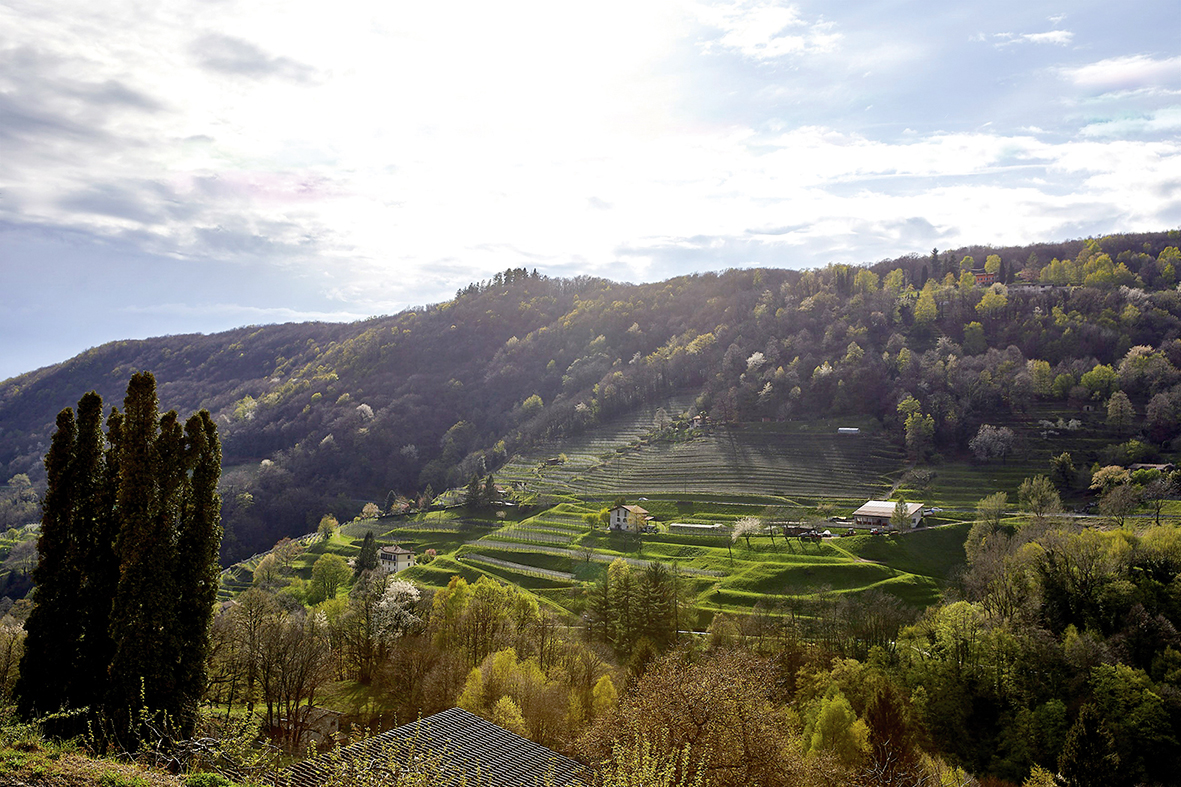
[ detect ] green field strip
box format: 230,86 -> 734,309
722,560 -> 899,595
465,539 -> 723,576
459,553 -> 576,582
839,523 -> 971,580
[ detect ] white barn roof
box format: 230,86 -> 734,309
854,500 -> 924,518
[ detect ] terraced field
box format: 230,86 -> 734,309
499,403 -> 904,505
571,427 -> 902,500
495,395 -> 698,493
219,402 -> 972,622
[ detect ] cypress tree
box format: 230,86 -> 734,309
355,530 -> 379,576
16,373 -> 223,748
106,373 -> 180,742
16,408 -> 81,718
173,411 -> 222,736
73,392 -> 118,712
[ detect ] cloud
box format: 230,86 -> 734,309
1079,107 -> 1181,137
696,1 -> 840,60
2,0 -> 1181,378
191,34 -> 314,81
59,184 -> 167,225
1060,55 -> 1181,93
990,30 -> 1073,47
1021,30 -> 1073,45
118,302 -> 368,323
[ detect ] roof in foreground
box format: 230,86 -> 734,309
283,707 -> 588,787
854,500 -> 924,518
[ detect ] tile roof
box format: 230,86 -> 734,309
282,707 -> 588,787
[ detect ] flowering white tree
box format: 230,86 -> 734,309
732,516 -> 763,548
374,579 -> 422,645
969,424 -> 1016,462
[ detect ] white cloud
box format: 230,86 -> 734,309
3,0 -> 1181,376
1061,55 -> 1181,93
1021,30 -> 1073,45
990,30 -> 1073,47
696,1 -> 840,60
1079,107 -> 1181,137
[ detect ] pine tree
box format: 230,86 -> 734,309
16,408 -> 81,719
465,473 -> 484,507
1059,704 -> 1119,787
638,561 -> 674,649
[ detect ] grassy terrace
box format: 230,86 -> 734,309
222,401 -> 1169,622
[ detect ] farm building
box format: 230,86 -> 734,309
853,500 -> 924,529
379,544 -> 416,573
284,707 -> 587,787
971,268 -> 998,286
837,427 -> 860,435
609,504 -> 651,532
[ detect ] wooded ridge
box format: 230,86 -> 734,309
2,231 -> 1181,563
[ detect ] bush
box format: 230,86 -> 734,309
185,774 -> 237,787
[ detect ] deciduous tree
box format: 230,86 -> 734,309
310,553 -> 350,603
1018,475 -> 1062,522
1106,391 -> 1136,434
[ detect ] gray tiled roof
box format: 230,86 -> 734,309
282,707 -> 588,787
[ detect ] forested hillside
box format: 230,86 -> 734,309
3,231 -> 1181,561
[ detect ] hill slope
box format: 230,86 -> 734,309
3,232 -> 1181,561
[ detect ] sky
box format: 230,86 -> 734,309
2,0 -> 1180,380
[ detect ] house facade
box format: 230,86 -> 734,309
609,504 -> 650,532
852,500 -> 924,529
972,268 -> 998,286
380,544 -> 416,573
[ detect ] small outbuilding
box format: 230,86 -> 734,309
1129,463 -> 1176,473
853,500 -> 924,529
284,707 -> 587,787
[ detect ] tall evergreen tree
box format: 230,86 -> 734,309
355,531 -> 379,576
16,374 -> 222,748
16,408 -> 81,718
465,473 -> 484,507
106,374 -> 182,741
73,392 -> 117,712
638,561 -> 674,649
1059,704 -> 1120,787
173,411 -> 222,736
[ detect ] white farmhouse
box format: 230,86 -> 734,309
608,504 -> 650,532
379,544 -> 416,573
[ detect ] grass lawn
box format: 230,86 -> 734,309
840,523 -> 973,581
